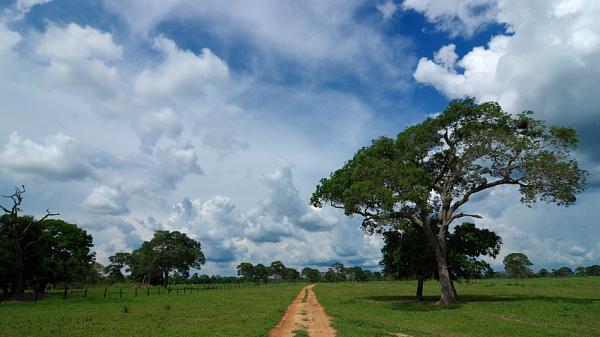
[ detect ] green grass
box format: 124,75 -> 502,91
0,284 -> 304,337
314,277 -> 600,337
293,329 -> 309,337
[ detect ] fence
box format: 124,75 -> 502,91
43,282 -> 304,300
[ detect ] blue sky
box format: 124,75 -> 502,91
0,0 -> 599,275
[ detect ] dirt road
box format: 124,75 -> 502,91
268,284 -> 336,337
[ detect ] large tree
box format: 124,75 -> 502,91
312,99 -> 587,303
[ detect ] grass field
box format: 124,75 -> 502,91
0,284 -> 304,337
315,277 -> 600,337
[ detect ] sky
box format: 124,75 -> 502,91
0,0 -> 599,275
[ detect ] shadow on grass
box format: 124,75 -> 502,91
362,294 -> 600,311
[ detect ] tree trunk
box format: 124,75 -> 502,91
416,277 -> 424,301
421,215 -> 457,304
163,271 -> 169,288
433,241 -> 457,304
13,239 -> 25,296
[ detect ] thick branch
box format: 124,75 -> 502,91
451,178 -> 519,213
450,212 -> 483,222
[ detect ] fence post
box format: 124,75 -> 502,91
83,288 -> 88,298
177,285 -> 179,293
168,287 -> 171,294
104,287 -> 107,298
120,288 -> 123,299
147,287 -> 150,296
63,286 -> 68,299
158,287 -> 161,295
183,287 -> 186,294
135,287 -> 137,297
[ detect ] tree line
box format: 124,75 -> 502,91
502,252 -> 600,278
236,261 -> 383,283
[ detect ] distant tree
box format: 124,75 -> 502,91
301,267 -> 321,282
537,268 -> 550,277
126,231 -> 204,287
345,266 -> 368,282
372,271 -> 383,281
312,99 -> 587,303
269,261 -> 286,279
585,265 -> 600,276
0,186 -> 59,296
323,269 -> 337,282
237,263 -> 254,282
553,266 -> 574,277
575,266 -> 586,276
106,252 -> 131,282
503,253 -> 534,278
253,264 -> 269,283
325,262 -> 347,282
284,268 -> 300,281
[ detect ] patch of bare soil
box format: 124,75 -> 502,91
268,284 -> 336,337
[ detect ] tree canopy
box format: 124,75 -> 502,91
312,99 -> 587,303
118,230 -> 205,287
503,252 -> 534,278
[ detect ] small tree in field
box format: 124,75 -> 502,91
503,252 -> 533,278
312,99 -> 587,304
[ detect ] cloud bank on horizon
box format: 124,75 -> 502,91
0,0 -> 598,275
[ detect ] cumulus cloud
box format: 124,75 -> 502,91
82,185 -> 129,216
401,0 -> 498,36
134,36 -> 229,104
135,107 -> 183,151
0,132 -> 97,181
414,0 -> 600,180
36,22 -> 123,100
150,142 -> 204,190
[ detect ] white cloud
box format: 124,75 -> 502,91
377,1 -> 398,20
134,36 -> 229,103
413,0 -> 600,164
36,23 -> 124,100
83,185 -> 129,216
0,23 -> 21,55
401,0 -> 498,36
135,107 -> 183,151
0,132 -> 95,181
150,142 -> 204,190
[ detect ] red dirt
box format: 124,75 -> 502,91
268,284 -> 336,337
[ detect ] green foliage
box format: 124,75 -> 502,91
312,99 -> 587,301
117,230 -> 205,286
0,215 -> 94,294
301,267 -> 321,282
381,222 -> 501,281
503,253 -> 534,278
312,98 -> 587,232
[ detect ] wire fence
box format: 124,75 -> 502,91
43,282 -> 306,300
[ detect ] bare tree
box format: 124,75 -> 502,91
1,185 -> 58,296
